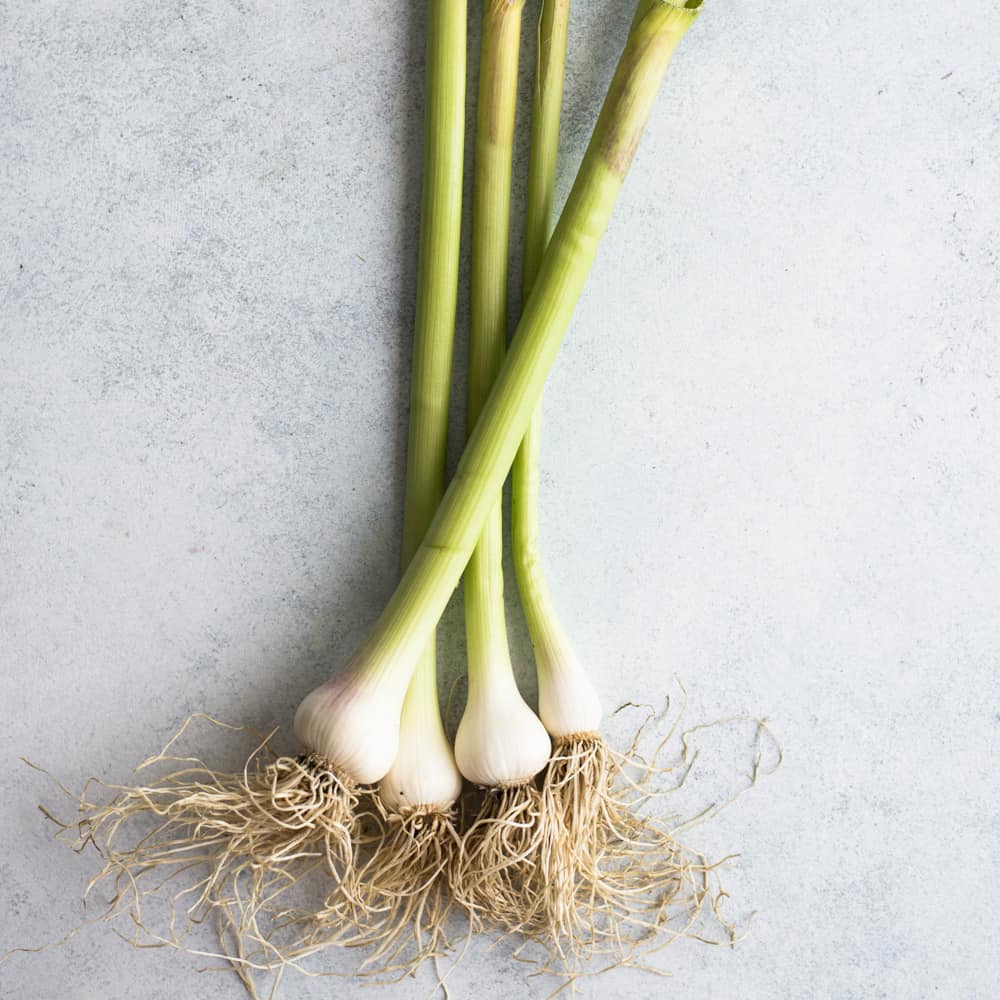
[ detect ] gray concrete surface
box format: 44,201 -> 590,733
3,1 -> 999,998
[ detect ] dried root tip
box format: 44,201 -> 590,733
452,782 -> 550,937
313,798 -> 463,980
45,722 -> 364,977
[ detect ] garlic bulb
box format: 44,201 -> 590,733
379,668 -> 463,813
455,662 -> 551,787
536,650 -> 603,738
294,670 -> 408,785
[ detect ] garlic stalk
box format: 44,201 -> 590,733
449,0 -> 554,931
514,0 -> 721,973
453,0 -> 551,793
377,0 -> 466,816
513,0 -> 603,742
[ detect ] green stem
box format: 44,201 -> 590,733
512,0 -> 576,681
521,0 -> 569,295
402,0 -> 468,567
465,0 -> 525,681
347,1 -> 702,700
396,0 -> 467,758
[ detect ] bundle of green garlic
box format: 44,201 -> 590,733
27,1 -> 777,994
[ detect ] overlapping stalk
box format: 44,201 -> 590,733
295,2 -> 705,743
454,0 -> 542,794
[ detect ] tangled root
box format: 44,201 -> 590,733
448,741 -> 714,965
24,706 -> 777,994
40,717 -> 362,987
451,783 -> 548,936
311,799 -> 463,980
534,733 -> 720,975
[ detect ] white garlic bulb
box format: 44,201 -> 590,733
536,649 -> 603,738
293,670 -> 407,785
379,666 -> 463,812
455,661 -> 551,787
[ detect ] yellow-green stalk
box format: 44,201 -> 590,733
453,0 -> 550,793
378,0 -> 466,837
449,0 -> 552,928
512,0 -> 602,743
514,0 -> 722,973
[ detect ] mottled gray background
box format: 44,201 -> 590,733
2,1 -> 999,998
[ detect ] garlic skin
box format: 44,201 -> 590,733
536,650 -> 603,738
379,665 -> 463,813
455,663 -> 551,787
294,670 -> 408,785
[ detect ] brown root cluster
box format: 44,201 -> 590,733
443,735 -> 720,983
534,733 -> 720,976
449,709 -> 780,984
452,783 -> 547,934
36,717 -> 362,993
310,797 -> 463,981
24,709 -> 777,997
